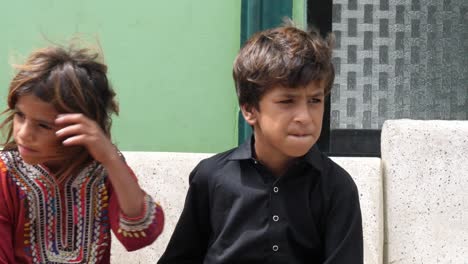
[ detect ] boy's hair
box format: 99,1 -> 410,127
233,21 -> 335,109
1,45 -> 118,149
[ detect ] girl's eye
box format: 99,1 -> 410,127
39,123 -> 52,130
309,98 -> 322,104
14,111 -> 25,119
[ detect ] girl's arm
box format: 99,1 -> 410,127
55,114 -> 164,249
56,113 -> 159,217
0,166 -> 16,264
100,151 -> 147,217
106,164 -> 164,251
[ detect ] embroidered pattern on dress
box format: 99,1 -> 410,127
1,151 -> 110,264
117,194 -> 158,238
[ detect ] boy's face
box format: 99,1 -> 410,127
242,80 -> 325,165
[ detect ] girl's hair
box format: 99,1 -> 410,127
0,45 -> 119,178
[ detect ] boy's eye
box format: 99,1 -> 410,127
309,98 -> 322,104
278,99 -> 293,104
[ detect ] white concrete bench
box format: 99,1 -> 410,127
381,120 -> 468,263
111,152 -> 212,263
111,153 -> 383,264
109,119 -> 468,263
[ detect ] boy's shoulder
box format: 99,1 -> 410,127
318,152 -> 360,198
193,146 -> 240,173
188,143 -> 248,185
304,147 -> 358,194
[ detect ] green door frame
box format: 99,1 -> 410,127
238,0 -> 293,145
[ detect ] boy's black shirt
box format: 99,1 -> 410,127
158,137 -> 363,264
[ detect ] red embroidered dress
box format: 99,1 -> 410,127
0,151 -> 164,263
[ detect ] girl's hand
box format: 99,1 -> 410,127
55,113 -> 119,166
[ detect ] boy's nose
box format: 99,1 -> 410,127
294,103 -> 312,123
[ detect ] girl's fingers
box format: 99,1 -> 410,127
55,113 -> 90,125
54,113 -> 110,156
61,134 -> 87,146
55,124 -> 85,138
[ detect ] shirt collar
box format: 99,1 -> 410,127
228,136 -> 324,172
228,136 -> 254,160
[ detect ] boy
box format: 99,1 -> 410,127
158,23 -> 363,263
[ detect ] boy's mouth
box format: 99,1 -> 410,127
288,133 -> 312,138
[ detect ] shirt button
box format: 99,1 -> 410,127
272,245 -> 279,251
273,186 -> 279,193
273,215 -> 279,222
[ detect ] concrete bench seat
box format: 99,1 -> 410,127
381,120 -> 468,264
111,153 -> 383,264
110,119 -> 468,264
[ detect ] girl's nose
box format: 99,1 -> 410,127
17,121 -> 34,141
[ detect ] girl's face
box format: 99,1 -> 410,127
13,94 -> 70,172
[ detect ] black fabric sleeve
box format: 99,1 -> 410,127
158,161 -> 211,264
323,166 -> 364,264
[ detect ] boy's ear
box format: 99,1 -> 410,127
240,104 -> 257,126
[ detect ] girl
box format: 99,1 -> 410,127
0,45 -> 164,263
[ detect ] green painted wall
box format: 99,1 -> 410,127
293,0 -> 306,29
0,0 -> 240,153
